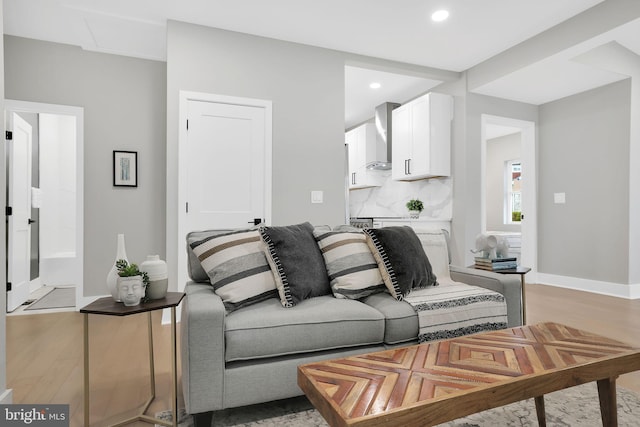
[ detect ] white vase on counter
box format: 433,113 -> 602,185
106,234 -> 128,302
140,255 -> 168,300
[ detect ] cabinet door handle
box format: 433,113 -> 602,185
404,159 -> 408,175
408,158 -> 411,174
352,172 -> 356,185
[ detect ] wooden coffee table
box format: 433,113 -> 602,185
298,322 -> 640,427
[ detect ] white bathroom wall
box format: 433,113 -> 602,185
39,113 -> 78,285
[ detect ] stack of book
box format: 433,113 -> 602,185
474,257 -> 518,271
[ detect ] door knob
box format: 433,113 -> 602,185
28,218 -> 36,224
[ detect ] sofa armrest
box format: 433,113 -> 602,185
449,265 -> 523,327
181,282 -> 226,414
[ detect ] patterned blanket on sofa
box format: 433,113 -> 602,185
403,279 -> 508,342
405,229 -> 508,342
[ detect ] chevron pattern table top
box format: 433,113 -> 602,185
298,322 -> 640,427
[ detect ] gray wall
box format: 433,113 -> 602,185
463,93 -> 538,266
1,0 -> 8,405
486,133 -> 521,232
4,35 -> 167,298
428,78 -> 467,265
166,22 -> 347,286
538,79 -> 631,283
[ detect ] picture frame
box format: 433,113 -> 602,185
113,150 -> 138,187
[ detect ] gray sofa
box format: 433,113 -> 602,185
180,227 -> 523,424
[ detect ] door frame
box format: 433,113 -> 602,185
481,114 -> 537,283
5,100 -> 84,310
176,91 -> 272,292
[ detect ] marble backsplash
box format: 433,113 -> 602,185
349,171 -> 453,220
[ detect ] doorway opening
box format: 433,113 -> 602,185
481,114 -> 537,281
5,100 -> 84,313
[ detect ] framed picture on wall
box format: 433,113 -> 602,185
113,150 -> 138,187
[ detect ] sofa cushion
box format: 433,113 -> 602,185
224,295 -> 385,362
189,229 -> 278,312
314,230 -> 385,300
260,222 -> 330,307
364,226 -> 438,300
403,279 -> 508,342
186,229 -> 236,282
362,292 -> 419,345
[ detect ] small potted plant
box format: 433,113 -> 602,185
115,259 -> 150,306
406,198 -> 424,219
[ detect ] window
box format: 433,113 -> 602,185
506,160 -> 521,223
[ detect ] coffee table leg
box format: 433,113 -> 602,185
597,377 -> 618,427
534,395 -> 546,427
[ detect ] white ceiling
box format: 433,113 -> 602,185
344,66 -> 443,129
5,0 -> 640,128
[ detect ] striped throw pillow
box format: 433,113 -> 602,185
190,229 -> 277,312
314,230 -> 386,299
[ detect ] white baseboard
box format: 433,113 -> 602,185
537,273 -> 640,299
0,388 -> 13,404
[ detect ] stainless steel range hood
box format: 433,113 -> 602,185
366,102 -> 400,170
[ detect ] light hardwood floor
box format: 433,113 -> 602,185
6,283 -> 640,427
7,309 -> 180,427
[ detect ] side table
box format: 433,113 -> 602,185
468,265 -> 531,324
80,292 -> 185,426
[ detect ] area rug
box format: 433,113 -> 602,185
24,287 -> 75,310
156,383 -> 640,426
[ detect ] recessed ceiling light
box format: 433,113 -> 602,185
369,82 -> 381,89
431,9 -> 449,22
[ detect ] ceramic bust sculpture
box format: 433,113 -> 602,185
117,276 -> 144,306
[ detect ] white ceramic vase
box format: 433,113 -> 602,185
106,234 -> 128,301
117,275 -> 144,306
140,255 -> 168,300
408,210 -> 421,219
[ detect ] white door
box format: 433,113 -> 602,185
519,123 -> 537,280
7,113 -> 33,312
186,99 -> 268,229
178,93 -> 272,292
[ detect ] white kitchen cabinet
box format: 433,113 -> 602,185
346,122 -> 384,189
392,92 -> 453,181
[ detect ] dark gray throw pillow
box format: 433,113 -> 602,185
363,226 -> 438,300
260,222 -> 331,307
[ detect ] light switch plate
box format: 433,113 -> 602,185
554,192 -> 566,204
311,190 -> 323,204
